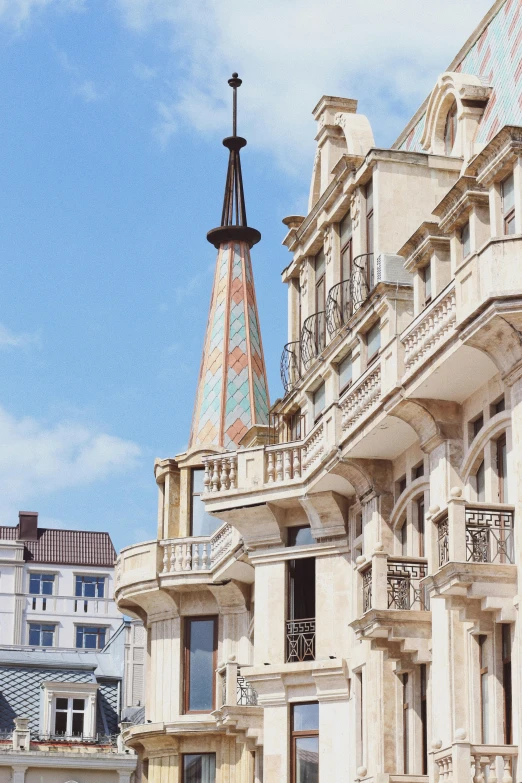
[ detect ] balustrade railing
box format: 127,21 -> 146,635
465,506 -> 514,564
434,744 -> 516,783
280,340 -> 302,395
286,618 -> 316,662
340,363 -> 381,432
160,523 -> 234,575
301,311 -> 326,370
266,443 -> 302,482
401,284 -> 456,374
387,558 -> 429,610
204,454 -> 237,492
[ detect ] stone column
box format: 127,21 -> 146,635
253,562 -> 286,666
118,772 -> 132,783
263,704 -> 289,782
11,767 -> 27,783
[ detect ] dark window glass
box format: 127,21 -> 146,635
479,635 -> 489,743
182,754 -> 216,783
75,575 -> 105,598
292,703 -> 319,783
367,321 -> 380,361
502,625 -> 512,744
402,673 -> 409,773
76,626 -> 106,649
72,700 -> 85,737
413,462 -> 424,480
461,221 -> 471,258
497,434 -> 508,503
29,623 -> 55,646
366,181 -> 374,288
288,527 -> 314,547
493,396 -> 506,415
476,460 -> 485,502
289,558 -> 315,622
185,617 -> 217,713
420,665 -> 428,774
56,698 -> 68,710
341,213 -> 353,284
355,513 -> 363,539
444,102 -> 458,155
401,522 -> 408,557
472,414 -> 484,439
417,496 -> 425,558
191,468 -> 220,537
54,709 -> 67,735
396,476 -> 407,501
29,573 -> 55,596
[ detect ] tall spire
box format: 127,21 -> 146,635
189,74 -> 270,451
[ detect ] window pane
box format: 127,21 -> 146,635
84,580 -> 96,598
76,627 -> 83,647
340,213 -> 352,246
72,711 -> 84,736
28,625 -> 40,645
192,467 -> 206,494
367,322 -> 381,359
75,576 -> 82,597
313,384 -> 325,418
295,736 -> 319,783
29,575 -> 41,595
73,699 -> 85,711
42,576 -> 54,596
339,354 -> 352,389
54,711 -> 67,735
288,527 -> 314,547
366,180 -> 373,211
477,460 -> 485,502
462,222 -> 471,258
502,174 -> 515,214
315,248 -> 325,279
191,495 -> 221,537
424,262 -> 432,299
96,579 -> 104,598
183,754 -> 216,783
293,702 -> 319,732
187,619 -> 215,711
56,698 -> 68,710
498,438 -> 508,503
42,627 -> 54,646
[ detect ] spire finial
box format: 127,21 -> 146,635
206,73 -> 261,249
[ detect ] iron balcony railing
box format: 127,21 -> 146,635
325,253 -> 372,336
301,312 -> 326,370
280,340 -> 302,394
437,506 -> 515,567
362,558 -> 429,612
237,671 -> 258,706
286,617 -> 316,662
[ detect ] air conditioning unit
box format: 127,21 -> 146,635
375,254 -> 412,286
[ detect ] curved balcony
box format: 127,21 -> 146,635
280,340 -> 302,394
301,311 -> 326,369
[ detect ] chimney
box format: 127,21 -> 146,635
18,511 -> 38,541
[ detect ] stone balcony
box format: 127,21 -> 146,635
213,660 -> 263,749
425,495 -> 517,626
400,283 -> 456,377
433,741 -> 517,783
350,547 -> 432,669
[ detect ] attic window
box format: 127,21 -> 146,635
444,101 -> 458,155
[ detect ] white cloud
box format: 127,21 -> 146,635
0,322 -> 39,350
0,406 -> 141,508
74,79 -> 101,103
114,0 -> 494,173
0,0 -> 82,27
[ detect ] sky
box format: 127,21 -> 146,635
0,0 -> 494,552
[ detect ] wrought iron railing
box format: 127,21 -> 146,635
351,253 -> 373,309
286,618 -> 316,662
237,671 -> 258,706
437,516 -> 449,567
326,279 -> 352,336
465,507 -> 514,564
268,412 -> 306,445
280,341 -> 301,394
387,559 -> 429,610
300,312 -> 326,370
362,566 -> 372,612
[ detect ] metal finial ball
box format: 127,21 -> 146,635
232,72 -> 238,78
228,73 -> 242,89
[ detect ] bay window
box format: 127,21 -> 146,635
184,616 -> 217,713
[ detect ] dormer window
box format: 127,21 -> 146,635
461,221 -> 471,258
501,173 -> 515,235
444,101 -> 458,156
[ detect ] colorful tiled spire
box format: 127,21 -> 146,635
189,74 -> 270,450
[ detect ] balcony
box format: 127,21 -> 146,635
433,742 -> 517,783
25,595 -> 115,616
351,549 -> 431,668
301,311 -> 326,370
427,496 -> 516,624
286,617 -> 316,662
280,340 -> 302,394
400,283 -> 456,377
213,660 -> 263,748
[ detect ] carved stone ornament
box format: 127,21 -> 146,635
324,225 -> 333,265
351,192 -> 361,229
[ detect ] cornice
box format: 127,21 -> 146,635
432,176 -> 488,232
466,125 -> 522,186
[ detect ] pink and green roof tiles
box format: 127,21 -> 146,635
398,0 -> 522,152
189,241 -> 270,450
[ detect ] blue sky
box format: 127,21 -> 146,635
0,0 -> 493,552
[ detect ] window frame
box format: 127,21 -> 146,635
190,467 -> 219,537
478,634 -> 489,743
312,382 -> 326,422
461,220 -> 471,259
181,753 -> 217,783
501,173 -> 516,236
417,495 -> 426,558
338,352 -> 353,395
502,624 -> 512,745
28,572 -> 55,596
28,622 -> 56,647
75,624 -> 108,650
42,682 -> 97,741
74,574 -> 105,599
53,696 -> 86,738
290,702 -> 319,783
366,320 -> 381,364
183,615 -> 218,715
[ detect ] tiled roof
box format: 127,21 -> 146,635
0,526 -> 116,567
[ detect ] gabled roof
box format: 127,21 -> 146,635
0,525 -> 116,567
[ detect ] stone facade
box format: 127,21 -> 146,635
116,2 -> 522,782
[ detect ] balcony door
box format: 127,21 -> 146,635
287,557 -> 315,662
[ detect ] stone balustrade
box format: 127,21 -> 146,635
401,284 -> 456,374
434,743 -> 516,783
340,362 -> 381,432
204,454 -> 238,492
160,523 -> 235,575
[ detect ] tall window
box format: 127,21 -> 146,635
291,703 -> 319,783
366,180 -> 374,288
54,697 -> 85,737
444,101 -> 458,155
479,635 -> 489,743
75,575 -> 105,598
401,673 -> 409,773
502,625 -> 513,744
502,173 -> 515,235
182,754 -> 216,783
417,496 -> 425,558
461,221 -> 471,258
76,625 -> 107,650
476,460 -> 485,502
420,665 -> 428,774
340,212 -> 353,282
400,522 -> 408,557
191,468 -> 220,536
288,554 -> 316,662
423,262 -> 432,305
497,434 -> 508,503
367,321 -> 381,363
339,353 -> 352,392
29,573 -> 55,595
184,617 -> 217,713
29,623 -> 55,647
313,383 -> 325,420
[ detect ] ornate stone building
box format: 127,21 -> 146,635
116,1 -> 522,781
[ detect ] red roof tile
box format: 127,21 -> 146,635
0,526 -> 116,567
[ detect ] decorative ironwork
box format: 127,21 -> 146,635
237,672 -> 258,706
387,559 -> 429,611
351,253 -> 373,310
326,279 -> 352,336
437,516 -> 449,567
286,618 -> 316,662
362,566 -> 372,612
33,733 -> 116,745
300,312 -> 326,370
268,412 -> 306,445
280,341 -> 302,394
465,507 -> 514,564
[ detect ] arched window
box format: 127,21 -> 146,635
444,101 -> 458,156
